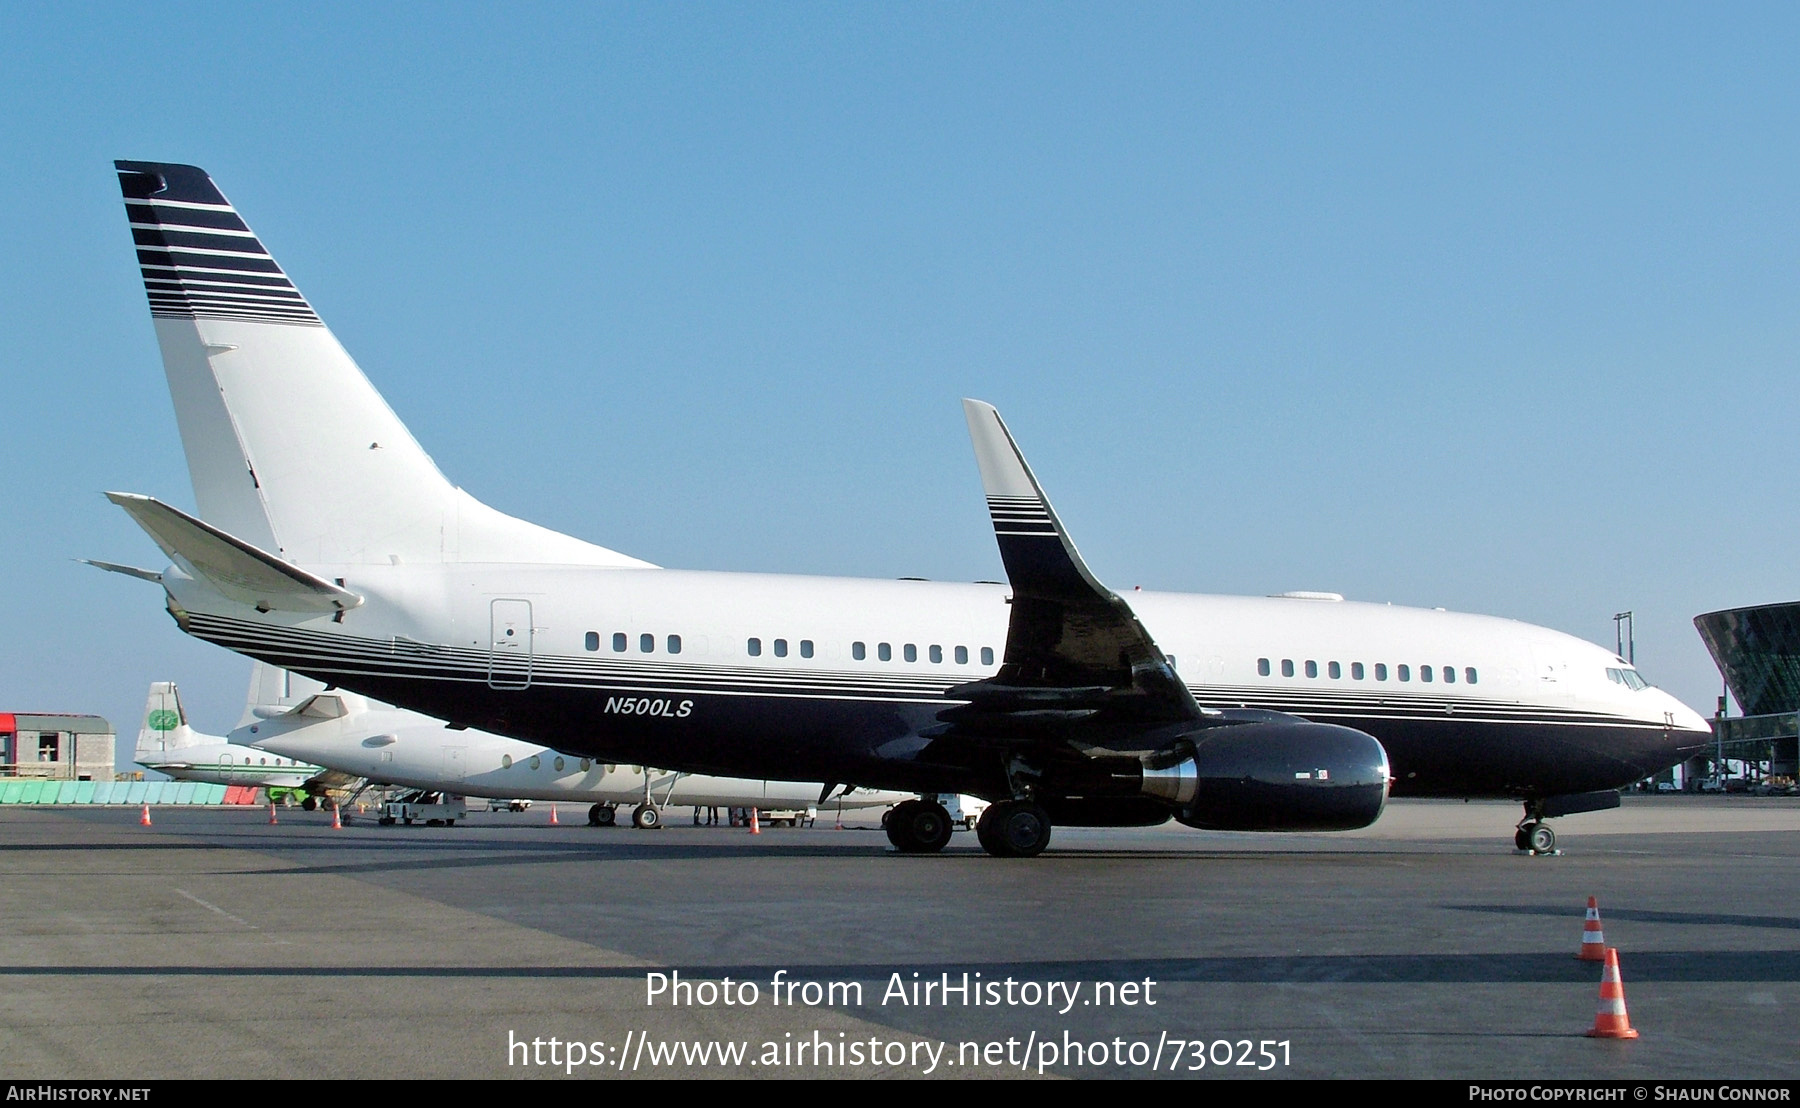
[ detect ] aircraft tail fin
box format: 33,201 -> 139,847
114,160 -> 654,570
135,682 -> 200,759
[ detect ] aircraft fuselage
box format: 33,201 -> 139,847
160,563 -> 1710,802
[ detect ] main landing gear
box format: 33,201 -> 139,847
976,800 -> 1053,858
587,803 -> 617,827
884,798 -> 954,853
881,794 -> 1058,858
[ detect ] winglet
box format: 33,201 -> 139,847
961,399 -> 1108,601
955,401 -> 1200,721
105,492 -> 363,614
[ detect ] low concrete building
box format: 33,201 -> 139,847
0,713 -> 115,781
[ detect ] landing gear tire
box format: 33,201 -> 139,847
301,797 -> 318,812
632,803 -> 661,830
378,816 -> 395,826
884,799 -> 953,853
1514,826 -> 1532,851
589,804 -> 617,827
977,800 -> 1053,858
1525,822 -> 1556,854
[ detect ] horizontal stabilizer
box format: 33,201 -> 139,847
105,492 -> 363,614
79,558 -> 164,583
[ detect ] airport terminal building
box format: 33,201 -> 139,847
1694,601 -> 1800,783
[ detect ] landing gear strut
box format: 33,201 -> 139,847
884,798 -> 954,853
976,799 -> 1053,858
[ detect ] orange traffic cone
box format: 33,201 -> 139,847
139,804 -> 152,827
268,803 -> 278,826
549,803 -> 560,826
1585,948 -> 1639,1039
330,804 -> 342,830
1578,897 -> 1607,961
749,808 -> 761,835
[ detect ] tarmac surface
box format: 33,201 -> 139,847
4,795 -> 1799,1080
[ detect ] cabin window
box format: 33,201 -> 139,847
613,632 -> 627,652
1420,665 -> 1433,682
1258,658 -> 1271,676
904,644 -> 918,663
584,631 -> 600,651
956,646 -> 969,665
879,643 -> 892,661
774,639 -> 788,658
580,758 -> 591,771
1351,662 -> 1365,680
981,647 -> 995,666
1328,661 -> 1341,679
1397,664 -> 1410,682
667,635 -> 681,654
747,638 -> 762,657
852,641 -> 866,661
1281,659 -> 1295,677
929,645 -> 943,663
1443,666 -> 1455,684
554,757 -> 565,771
1375,663 -> 1388,681
1304,660 -> 1318,678
800,640 -> 814,658
501,755 -> 512,768
1465,667 -> 1478,685
640,633 -> 654,653
529,755 -> 541,770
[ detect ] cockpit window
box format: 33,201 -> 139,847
1606,667 -> 1650,690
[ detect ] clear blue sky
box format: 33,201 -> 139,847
4,3 -> 1797,766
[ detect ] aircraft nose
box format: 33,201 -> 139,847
1667,694 -> 1711,733
1660,691 -> 1714,753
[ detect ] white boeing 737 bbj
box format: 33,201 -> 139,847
93,161 -> 1710,858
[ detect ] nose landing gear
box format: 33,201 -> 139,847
1514,819 -> 1556,854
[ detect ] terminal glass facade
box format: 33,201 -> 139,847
1695,602 -> 1800,717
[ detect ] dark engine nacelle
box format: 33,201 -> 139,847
1144,721 -> 1390,832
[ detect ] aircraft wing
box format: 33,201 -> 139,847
939,401 -> 1208,744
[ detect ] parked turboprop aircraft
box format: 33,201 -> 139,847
221,667 -> 912,827
132,680 -> 324,791
95,161 -> 1711,857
